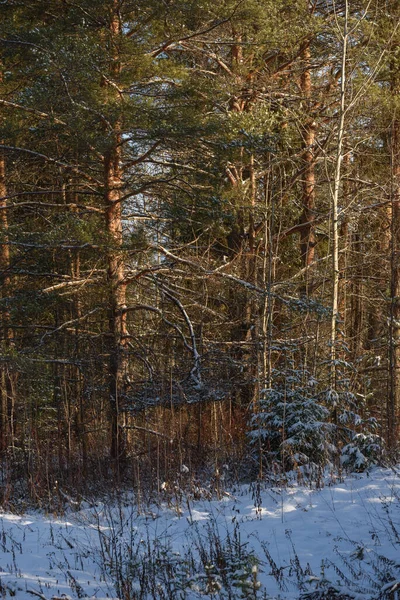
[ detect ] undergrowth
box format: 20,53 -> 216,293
86,470 -> 400,600
89,502 -> 263,599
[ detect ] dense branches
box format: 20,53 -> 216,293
0,0 -> 398,498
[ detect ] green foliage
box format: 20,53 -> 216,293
249,366 -> 332,470
1,0 -> 400,488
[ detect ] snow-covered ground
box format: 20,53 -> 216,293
0,467 -> 399,599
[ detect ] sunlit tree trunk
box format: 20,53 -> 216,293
105,3 -> 128,465
330,1 -> 348,392
299,42 -> 317,294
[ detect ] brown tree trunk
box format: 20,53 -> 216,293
0,147 -> 11,452
104,4 -> 128,465
299,43 -> 316,294
0,66 -> 14,453
349,230 -> 363,361
388,112 -> 400,449
387,1 -> 400,447
105,147 -> 128,462
246,154 -> 259,407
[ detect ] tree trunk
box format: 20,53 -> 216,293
388,112 -> 400,449
0,147 -> 11,452
0,69 -> 14,453
299,42 -> 317,295
105,4 -> 128,465
331,2 -> 348,391
386,0 -> 400,450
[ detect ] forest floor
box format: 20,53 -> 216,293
0,466 -> 399,599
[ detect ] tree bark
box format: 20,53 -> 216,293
0,66 -> 14,454
105,3 -> 128,465
386,0 -> 400,450
299,42 -> 317,295
331,1 -> 348,390
388,110 -> 400,449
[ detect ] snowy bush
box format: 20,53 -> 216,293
341,432 -> 384,472
249,368 -> 332,472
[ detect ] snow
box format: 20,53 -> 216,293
0,467 -> 399,599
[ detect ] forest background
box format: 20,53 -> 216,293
1,0 -> 399,502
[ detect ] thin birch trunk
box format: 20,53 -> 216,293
330,0 -> 348,392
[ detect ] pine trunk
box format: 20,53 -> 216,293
0,69 -> 14,453
105,4 -> 128,465
299,43 -> 316,294
388,113 -> 400,448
